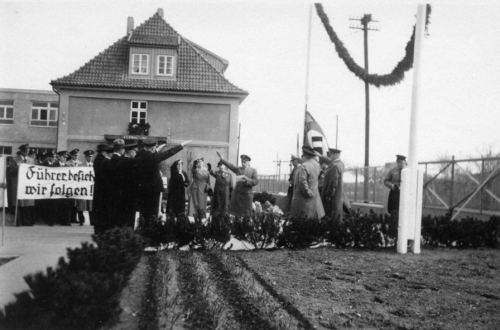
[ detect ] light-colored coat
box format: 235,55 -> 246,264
321,159 -> 344,220
290,158 -> 325,219
220,159 -> 258,217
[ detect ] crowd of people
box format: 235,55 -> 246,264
2,140 -> 405,230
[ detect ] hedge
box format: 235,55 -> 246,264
139,211 -> 500,250
0,227 -> 144,330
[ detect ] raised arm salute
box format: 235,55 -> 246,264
216,151 -> 258,216
136,138 -> 191,221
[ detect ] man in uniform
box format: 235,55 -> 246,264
8,144 -> 36,226
41,151 -> 56,226
290,146 -> 325,219
74,150 -> 95,226
216,152 -> 259,217
321,148 -> 345,221
384,154 -> 407,214
66,149 -> 82,224
53,151 -> 72,225
116,143 -> 139,228
106,140 -> 127,228
136,138 -> 190,221
93,144 -> 112,234
276,154 -> 301,213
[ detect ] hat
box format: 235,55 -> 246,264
124,143 -> 138,150
290,154 -> 301,162
96,144 -> 109,152
57,150 -> 68,157
18,144 -> 29,151
195,156 -> 204,162
45,151 -> 55,158
396,154 -> 406,161
217,161 -> 223,167
113,139 -> 125,148
69,149 -> 79,156
301,146 -> 316,157
105,145 -> 114,152
240,154 -> 251,161
83,150 -> 95,156
142,138 -> 157,146
328,148 -> 341,155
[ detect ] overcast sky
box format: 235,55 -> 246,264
1,0 -> 499,174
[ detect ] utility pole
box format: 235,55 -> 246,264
350,14 -> 379,202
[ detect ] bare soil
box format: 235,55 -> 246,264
112,247 -> 500,330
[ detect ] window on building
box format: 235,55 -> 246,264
30,147 -> 54,155
0,100 -> 14,125
130,101 -> 147,124
31,102 -> 58,127
0,146 -> 13,155
131,54 -> 149,74
157,55 -> 174,76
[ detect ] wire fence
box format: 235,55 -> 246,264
255,156 -> 500,215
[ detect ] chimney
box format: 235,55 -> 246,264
127,17 -> 134,35
157,8 -> 164,18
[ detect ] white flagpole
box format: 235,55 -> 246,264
398,4 -> 427,254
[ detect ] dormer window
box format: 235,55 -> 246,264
157,55 -> 174,76
131,54 -> 149,74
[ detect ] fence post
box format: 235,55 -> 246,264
354,169 -> 358,202
480,159 -> 484,215
372,167 -> 377,203
449,156 -> 455,214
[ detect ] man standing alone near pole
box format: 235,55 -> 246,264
384,155 -> 406,214
136,138 -> 190,222
321,148 -> 344,221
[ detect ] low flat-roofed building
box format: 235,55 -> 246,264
0,88 -> 58,156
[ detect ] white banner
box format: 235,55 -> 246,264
17,164 -> 94,200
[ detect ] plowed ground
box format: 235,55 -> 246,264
110,247 -> 500,330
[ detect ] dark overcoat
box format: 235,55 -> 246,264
116,156 -> 139,227
321,159 -> 344,220
135,145 -> 183,220
93,154 -> 111,231
210,169 -> 233,214
166,163 -> 189,216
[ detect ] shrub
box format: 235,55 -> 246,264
276,213 -> 326,249
232,212 -> 281,249
0,227 -> 143,330
189,209 -> 232,250
253,191 -> 276,205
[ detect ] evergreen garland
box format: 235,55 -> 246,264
315,3 -> 432,87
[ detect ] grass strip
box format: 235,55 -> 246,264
203,252 -> 277,330
236,255 -> 316,330
138,252 -> 160,330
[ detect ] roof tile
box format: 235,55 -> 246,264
51,13 -> 247,95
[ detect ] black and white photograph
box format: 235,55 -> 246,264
0,0 -> 499,329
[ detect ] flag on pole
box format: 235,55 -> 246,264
303,110 -> 329,156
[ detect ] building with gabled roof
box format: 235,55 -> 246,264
51,8 -> 247,167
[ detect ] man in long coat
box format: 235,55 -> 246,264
116,143 -> 139,228
135,138 -> 190,222
8,144 -> 36,226
321,148 -> 345,221
276,154 -> 301,213
384,154 -> 406,214
216,151 -> 258,217
290,146 -> 325,219
93,144 -> 112,234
